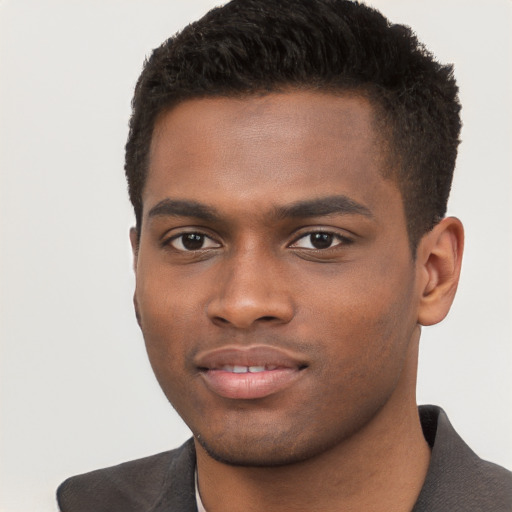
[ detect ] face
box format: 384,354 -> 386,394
133,91 -> 423,466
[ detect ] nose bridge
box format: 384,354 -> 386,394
207,242 -> 294,328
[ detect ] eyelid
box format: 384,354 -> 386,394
162,228 -> 222,251
288,229 -> 354,250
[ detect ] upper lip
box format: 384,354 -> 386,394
193,345 -> 308,370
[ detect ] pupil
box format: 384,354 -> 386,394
311,233 -> 333,249
182,233 -> 204,250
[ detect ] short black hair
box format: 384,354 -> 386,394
125,0 -> 461,250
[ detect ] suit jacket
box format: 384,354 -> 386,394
57,406 -> 512,511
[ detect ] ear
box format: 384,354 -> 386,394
416,217 -> 464,326
129,227 -> 139,274
129,227 -> 142,327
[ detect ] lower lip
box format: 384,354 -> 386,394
200,368 -> 302,400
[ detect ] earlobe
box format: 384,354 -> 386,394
416,217 -> 464,326
129,227 -> 139,274
133,294 -> 142,328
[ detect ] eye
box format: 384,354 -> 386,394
291,232 -> 351,250
168,233 -> 221,251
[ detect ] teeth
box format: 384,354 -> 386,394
248,366 -> 266,373
219,365 -> 270,373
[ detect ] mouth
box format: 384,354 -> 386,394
214,364 -> 281,373
194,345 -> 308,400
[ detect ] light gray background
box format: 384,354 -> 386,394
1,1 -> 511,511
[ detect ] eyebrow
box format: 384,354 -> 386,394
147,199 -> 220,221
274,195 -> 373,219
147,195 -> 373,222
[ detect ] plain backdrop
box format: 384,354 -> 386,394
1,1 -> 511,511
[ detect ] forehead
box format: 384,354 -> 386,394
144,91 -> 397,218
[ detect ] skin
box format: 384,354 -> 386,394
131,91 -> 464,511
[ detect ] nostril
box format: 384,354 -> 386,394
259,316 -> 278,322
213,316 -> 230,325
211,314 -> 282,328
207,297 -> 294,329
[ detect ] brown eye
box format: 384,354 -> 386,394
291,231 -> 350,250
169,233 -> 221,251
309,233 -> 334,249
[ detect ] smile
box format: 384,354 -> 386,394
194,345 -> 308,400
217,365 -> 279,373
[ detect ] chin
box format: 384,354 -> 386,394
194,424 -> 346,468
196,437 -> 308,467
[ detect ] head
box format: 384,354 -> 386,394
125,0 -> 461,252
126,0 -> 464,467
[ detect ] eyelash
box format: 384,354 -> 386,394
163,230 -> 353,253
289,231 -> 354,251
165,232 -> 221,252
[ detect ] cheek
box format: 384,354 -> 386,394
297,257 -> 417,369
136,253 -> 204,331
135,268 -> 194,377
136,286 -> 201,416
297,280 -> 417,436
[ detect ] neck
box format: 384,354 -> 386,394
195,333 -> 430,512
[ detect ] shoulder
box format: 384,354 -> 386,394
415,405 -> 512,512
57,438 -> 197,512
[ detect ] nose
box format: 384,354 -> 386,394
206,250 -> 295,329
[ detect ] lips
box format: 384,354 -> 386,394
194,345 -> 307,400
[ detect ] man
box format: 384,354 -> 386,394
57,0 -> 512,510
